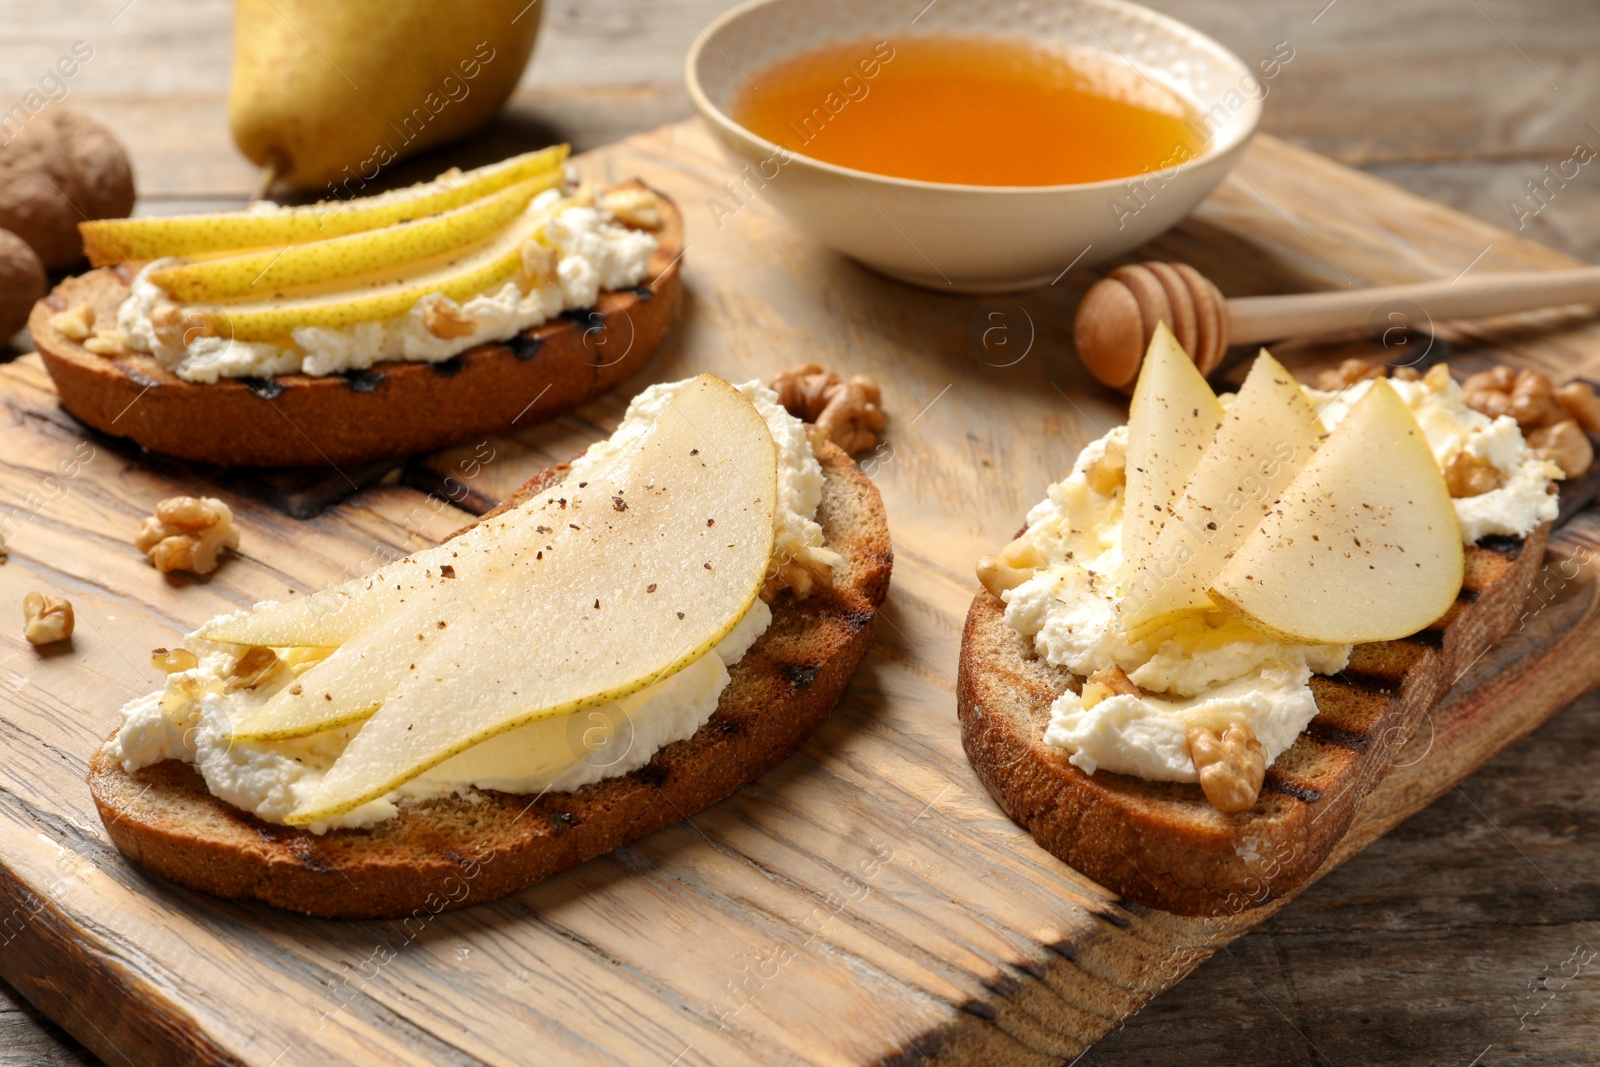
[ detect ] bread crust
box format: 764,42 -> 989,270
956,526 -> 1549,916
88,440 -> 892,918
30,181 -> 683,468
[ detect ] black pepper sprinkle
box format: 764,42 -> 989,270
437,620 -> 447,629
536,525 -> 550,534
594,599 -> 600,609
677,612 -> 685,619
440,565 -> 455,579
647,583 -> 657,593
578,482 -> 588,488
707,518 -> 715,527
690,449 -> 699,456
613,496 -> 628,511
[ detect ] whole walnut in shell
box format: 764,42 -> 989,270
0,228 -> 45,340
0,108 -> 134,269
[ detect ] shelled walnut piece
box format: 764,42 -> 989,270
976,535 -> 1046,598
136,496 -> 240,575
769,363 -> 887,456
1461,366 -> 1597,477
1316,359 -> 1595,479
49,300 -> 136,356
1315,357 -> 1389,391
151,647 -> 198,673
22,592 -> 73,646
1187,722 -> 1267,814
599,186 -> 663,231
421,300 -> 476,339
1081,665 -> 1139,710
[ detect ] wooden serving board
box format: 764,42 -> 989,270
4,121 -> 1600,1067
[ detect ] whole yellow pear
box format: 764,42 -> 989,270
228,0 -> 542,191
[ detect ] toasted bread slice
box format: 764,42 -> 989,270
957,525 -> 1548,916
30,181 -> 682,468
88,439 -> 891,919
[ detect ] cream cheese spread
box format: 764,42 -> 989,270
105,379 -> 825,832
116,191 -> 659,384
1008,367 -> 1560,783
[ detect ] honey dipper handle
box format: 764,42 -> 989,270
1225,267 -> 1600,346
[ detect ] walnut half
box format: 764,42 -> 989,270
22,592 -> 73,646
1187,723 -> 1267,814
769,363 -> 887,456
136,496 -> 240,575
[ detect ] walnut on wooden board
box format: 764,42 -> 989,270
22,592 -> 73,646
769,363 -> 887,456
135,496 -> 240,575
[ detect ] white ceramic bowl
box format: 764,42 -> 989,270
686,0 -> 1262,292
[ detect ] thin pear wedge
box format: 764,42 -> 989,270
1120,322 -> 1224,588
79,145 -> 568,266
194,194 -> 564,341
198,565 -> 433,650
198,507 -> 543,649
286,376 -> 778,825
1209,379 -> 1464,644
227,501 -> 567,739
1120,350 -> 1325,632
231,582 -> 471,741
149,172 -> 563,302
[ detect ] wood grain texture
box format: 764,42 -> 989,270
2,118 -> 1600,1066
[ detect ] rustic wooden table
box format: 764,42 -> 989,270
2,1 -> 1598,1064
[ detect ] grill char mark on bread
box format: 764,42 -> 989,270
87,440 -> 891,919
955,525 -> 1548,916
29,181 -> 683,468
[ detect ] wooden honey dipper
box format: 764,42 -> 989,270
1074,261 -> 1600,390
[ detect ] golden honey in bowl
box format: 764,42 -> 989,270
734,35 -> 1203,187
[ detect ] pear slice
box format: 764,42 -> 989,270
1119,350 -> 1324,632
1209,379 -> 1463,644
198,563 -> 434,650
1120,322 -> 1225,585
228,498 -> 567,738
193,193 -> 565,341
285,376 -> 778,824
232,579 -> 484,740
149,172 -> 563,303
80,145 -> 568,266
197,507 -> 541,650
